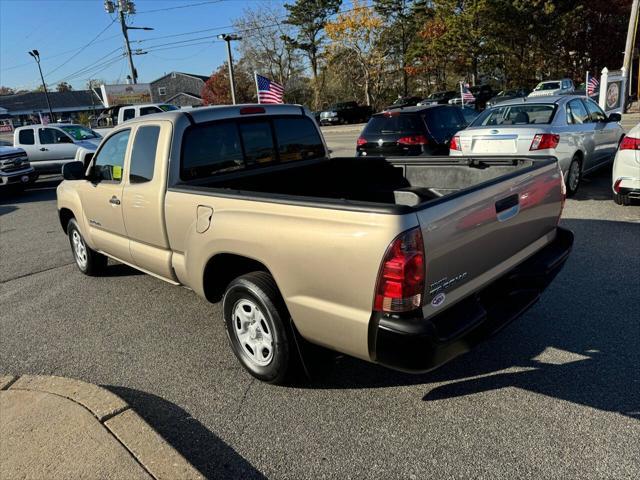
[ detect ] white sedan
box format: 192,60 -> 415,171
612,123 -> 640,205
449,95 -> 624,196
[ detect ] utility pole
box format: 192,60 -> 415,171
104,1 -> 153,84
217,33 -> 242,105
27,50 -> 54,121
623,0 -> 639,100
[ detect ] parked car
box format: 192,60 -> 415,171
449,95 -> 624,195
448,85 -> 495,109
57,103 -> 572,384
95,103 -> 179,128
486,88 -> 530,108
417,91 -> 457,106
528,79 -> 575,97
319,102 -> 372,125
0,146 -> 37,191
612,123 -> 640,205
386,96 -> 423,109
356,105 -> 468,157
13,123 -> 102,173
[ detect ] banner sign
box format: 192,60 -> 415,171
100,84 -> 152,108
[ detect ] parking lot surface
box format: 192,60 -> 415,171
1,128 -> 639,479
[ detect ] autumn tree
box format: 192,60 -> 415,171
201,61 -> 255,105
56,82 -> 73,92
0,86 -> 15,95
284,0 -> 342,109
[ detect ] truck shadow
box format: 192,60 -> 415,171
1,176 -> 61,205
105,385 -> 266,480
308,218 -> 640,421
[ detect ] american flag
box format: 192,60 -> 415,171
587,75 -> 599,96
461,82 -> 475,101
256,74 -> 284,104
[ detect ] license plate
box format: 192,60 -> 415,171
473,139 -> 516,153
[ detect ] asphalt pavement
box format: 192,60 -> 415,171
1,127 -> 639,479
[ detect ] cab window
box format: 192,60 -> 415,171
122,108 -> 135,121
39,128 -> 73,144
140,106 -> 162,116
129,126 -> 160,183
19,129 -> 35,145
92,129 -> 130,182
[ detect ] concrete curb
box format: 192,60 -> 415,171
3,375 -> 204,480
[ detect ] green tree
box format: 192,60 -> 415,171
56,82 -> 73,92
284,0 -> 342,109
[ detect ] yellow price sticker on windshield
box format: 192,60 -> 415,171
112,165 -> 122,180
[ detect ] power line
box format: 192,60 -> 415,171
50,47 -> 124,85
136,0 -> 224,14
44,19 -> 117,77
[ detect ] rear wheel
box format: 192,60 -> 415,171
566,156 -> 582,197
613,193 -> 630,205
67,218 -> 107,275
223,272 -> 295,384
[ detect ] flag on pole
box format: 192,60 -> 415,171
586,74 -> 599,96
255,73 -> 284,104
461,82 -> 475,102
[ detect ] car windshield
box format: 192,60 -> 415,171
59,125 -> 100,140
429,92 -> 445,99
364,114 -> 423,135
471,104 -> 555,126
158,104 -> 178,111
534,82 -> 560,91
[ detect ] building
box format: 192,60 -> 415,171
0,90 -> 103,125
149,71 -> 209,107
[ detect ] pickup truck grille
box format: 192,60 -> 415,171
0,153 -> 30,173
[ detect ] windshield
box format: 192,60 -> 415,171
59,125 -> 100,140
364,114 -> 423,135
534,82 -> 560,91
159,104 -> 178,111
471,104 -> 555,126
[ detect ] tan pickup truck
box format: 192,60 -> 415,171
57,104 -> 573,383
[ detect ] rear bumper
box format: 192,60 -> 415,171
370,227 -> 574,373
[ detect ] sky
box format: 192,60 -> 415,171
0,0 -> 287,91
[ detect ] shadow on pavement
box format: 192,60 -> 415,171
307,218 -> 640,421
106,386 -> 266,480
1,177 -> 60,205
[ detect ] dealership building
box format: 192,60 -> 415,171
0,90 -> 103,125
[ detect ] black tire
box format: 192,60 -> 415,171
223,271 -> 295,384
565,155 -> 582,197
67,218 -> 107,276
613,193 -> 630,206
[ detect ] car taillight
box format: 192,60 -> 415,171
613,178 -> 623,193
450,135 -> 461,151
619,136 -> 640,150
397,134 -> 428,146
374,227 -> 425,313
530,133 -> 560,150
240,106 -> 265,115
357,137 -> 367,147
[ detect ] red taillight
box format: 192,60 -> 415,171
619,136 -> 640,150
613,178 -> 623,193
357,136 -> 367,147
374,227 -> 425,313
240,106 -> 265,115
384,110 -> 400,117
530,133 -> 560,150
397,134 -> 428,146
450,135 -> 461,151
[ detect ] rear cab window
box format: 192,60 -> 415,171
181,116 -> 325,181
18,129 -> 35,145
129,126 -> 160,183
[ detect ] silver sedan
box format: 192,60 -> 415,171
450,95 -> 624,195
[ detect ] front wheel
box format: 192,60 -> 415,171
67,218 -> 107,275
565,156 -> 582,197
223,272 -> 295,384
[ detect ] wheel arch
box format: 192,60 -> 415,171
202,253 -> 275,303
59,207 -> 75,233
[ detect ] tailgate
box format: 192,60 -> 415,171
416,158 -> 563,319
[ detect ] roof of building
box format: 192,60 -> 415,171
150,71 -> 210,84
0,90 -> 100,113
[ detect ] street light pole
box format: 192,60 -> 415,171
217,33 -> 242,105
28,50 -> 54,121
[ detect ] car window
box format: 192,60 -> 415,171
424,108 -> 465,136
583,99 -> 606,122
18,129 -> 34,145
122,108 -> 135,121
39,128 -> 72,144
272,118 -> 325,163
534,82 -> 560,91
158,104 -> 178,111
364,114 -> 423,135
472,104 -> 555,126
181,121 -> 244,179
140,106 -> 162,116
566,100 -> 589,125
239,121 -> 275,165
60,125 -> 98,140
93,129 -> 130,182
129,126 -> 160,183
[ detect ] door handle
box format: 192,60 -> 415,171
39,147 -> 48,151
109,196 -> 121,206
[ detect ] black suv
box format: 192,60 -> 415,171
356,105 -> 467,157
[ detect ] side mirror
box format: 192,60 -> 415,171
607,113 -> 622,123
62,161 -> 86,180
